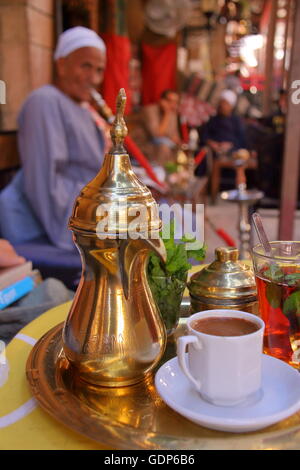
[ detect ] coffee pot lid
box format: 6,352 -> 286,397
69,89 -> 161,237
188,247 -> 257,301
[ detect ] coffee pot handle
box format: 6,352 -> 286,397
177,336 -> 202,392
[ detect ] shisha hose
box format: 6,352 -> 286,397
90,89 -> 166,188
194,147 -> 207,166
90,88 -> 115,124
205,216 -> 236,247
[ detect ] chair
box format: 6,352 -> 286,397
195,119 -> 263,204
210,154 -> 258,204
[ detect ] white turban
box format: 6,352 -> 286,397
54,26 -> 106,60
220,89 -> 237,107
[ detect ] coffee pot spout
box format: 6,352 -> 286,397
143,237 -> 167,264
119,236 -> 166,300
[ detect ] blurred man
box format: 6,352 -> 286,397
263,88 -> 287,135
201,89 -> 247,154
143,89 -> 181,164
0,27 -> 108,250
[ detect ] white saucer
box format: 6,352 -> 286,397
155,354 -> 300,433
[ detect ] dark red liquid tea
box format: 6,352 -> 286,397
255,264 -> 300,366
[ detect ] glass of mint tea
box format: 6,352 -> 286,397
252,241 -> 300,368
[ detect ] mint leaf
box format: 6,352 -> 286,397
162,220 -> 175,241
165,243 -> 191,274
264,264 -> 285,282
148,252 -> 166,277
187,244 -> 207,262
283,290 -> 300,317
148,219 -> 206,280
160,220 -> 175,251
266,282 -> 283,309
148,274 -> 187,330
285,273 -> 300,286
181,234 -> 196,243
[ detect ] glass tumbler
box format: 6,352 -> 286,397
252,241 -> 300,368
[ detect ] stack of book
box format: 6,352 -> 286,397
0,262 -> 40,310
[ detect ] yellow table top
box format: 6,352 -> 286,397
0,263 -> 222,450
0,263 -> 203,450
0,301 -> 109,450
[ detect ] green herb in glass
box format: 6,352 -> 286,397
263,262 -> 300,321
147,221 -> 206,333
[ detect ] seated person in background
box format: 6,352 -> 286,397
0,27 -> 109,251
256,89 -> 287,201
142,89 -> 181,165
262,88 -> 287,135
201,89 -> 247,156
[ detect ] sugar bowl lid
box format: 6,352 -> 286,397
188,247 -> 257,301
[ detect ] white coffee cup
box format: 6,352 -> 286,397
177,310 -> 265,406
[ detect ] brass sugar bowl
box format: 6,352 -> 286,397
188,247 -> 259,315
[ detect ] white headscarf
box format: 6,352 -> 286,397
220,89 -> 237,108
54,26 -> 106,60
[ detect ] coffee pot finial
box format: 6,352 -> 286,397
110,88 -> 128,153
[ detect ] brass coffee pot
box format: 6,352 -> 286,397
62,89 -> 167,387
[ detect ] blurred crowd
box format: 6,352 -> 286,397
0,26 -> 288,262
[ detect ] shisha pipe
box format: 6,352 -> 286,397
220,150 -> 264,259
90,89 -> 166,188
232,149 -> 251,191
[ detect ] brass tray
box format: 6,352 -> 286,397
26,322 -> 300,450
